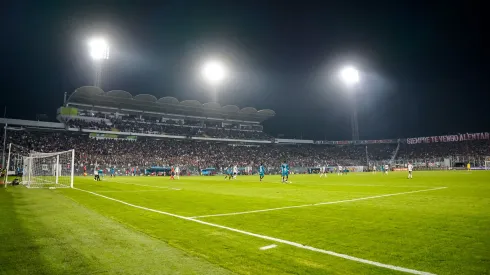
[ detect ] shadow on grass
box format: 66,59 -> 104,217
0,187 -> 47,275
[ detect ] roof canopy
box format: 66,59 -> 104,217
67,86 -> 275,122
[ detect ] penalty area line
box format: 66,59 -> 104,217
190,187 -> 447,219
72,187 -> 436,275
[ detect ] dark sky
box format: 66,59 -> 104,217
1,1 -> 488,140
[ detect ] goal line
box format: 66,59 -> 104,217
73,187 -> 436,275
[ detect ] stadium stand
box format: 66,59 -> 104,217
1,129 -> 489,175
0,86 -> 488,175
58,86 -> 275,141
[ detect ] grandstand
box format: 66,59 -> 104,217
57,86 -> 276,142
0,86 -> 488,177
0,87 -> 489,176
0,85 -> 488,185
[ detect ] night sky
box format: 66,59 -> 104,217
1,1 -> 488,140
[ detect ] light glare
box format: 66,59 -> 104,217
89,38 -> 110,60
340,66 -> 359,85
201,61 -> 226,85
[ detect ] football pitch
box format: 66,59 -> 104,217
1,171 -> 489,275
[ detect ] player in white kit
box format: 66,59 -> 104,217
94,168 -> 99,181
337,165 -> 343,176
175,166 -> 180,180
407,163 -> 413,179
320,166 -> 327,177
233,165 -> 238,179
372,165 -> 377,174
384,164 -> 389,175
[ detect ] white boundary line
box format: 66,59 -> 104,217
72,187 -> 436,275
190,187 -> 447,219
316,184 -> 435,188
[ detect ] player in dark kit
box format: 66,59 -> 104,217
224,166 -> 232,180
259,163 -> 265,181
281,161 -> 289,183
224,166 -> 229,179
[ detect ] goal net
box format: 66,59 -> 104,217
485,157 -> 490,171
3,143 -> 31,187
22,150 -> 75,188
4,143 -> 75,188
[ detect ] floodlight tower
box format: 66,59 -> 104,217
88,38 -> 110,88
340,66 -> 360,140
201,60 -> 226,102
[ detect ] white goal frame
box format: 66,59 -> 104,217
4,144 -> 75,188
485,157 -> 490,170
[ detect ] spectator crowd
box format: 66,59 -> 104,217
396,141 -> 490,161
3,130 -> 489,174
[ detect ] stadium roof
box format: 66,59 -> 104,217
66,86 -> 275,122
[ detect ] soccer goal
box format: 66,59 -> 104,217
4,143 -> 75,188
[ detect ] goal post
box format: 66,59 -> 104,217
4,143 -> 26,188
485,157 -> 490,171
4,143 -> 75,188
22,149 -> 75,188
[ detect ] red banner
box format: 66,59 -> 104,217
407,132 -> 490,145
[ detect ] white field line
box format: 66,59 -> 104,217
259,244 -> 277,250
72,187 -> 436,275
190,187 -> 447,219
316,184 -> 435,188
103,178 -> 178,190
94,189 -> 179,193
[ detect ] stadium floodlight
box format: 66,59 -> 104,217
201,60 -> 227,86
339,65 -> 360,140
340,66 -> 359,86
88,38 -> 110,60
201,60 -> 227,102
88,37 -> 109,88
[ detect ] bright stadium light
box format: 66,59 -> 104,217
339,65 -> 360,140
201,60 -> 227,102
88,38 -> 110,60
340,66 -> 359,86
88,37 -> 109,88
201,60 -> 226,86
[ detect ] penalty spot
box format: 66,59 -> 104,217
260,244 -> 277,250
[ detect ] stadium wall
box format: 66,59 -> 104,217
275,138 -> 314,144
0,118 -> 64,129
67,128 -> 187,140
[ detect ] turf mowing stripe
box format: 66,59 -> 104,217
73,187 -> 436,275
190,187 -> 447,218
94,190 -> 177,193
103,178 -> 178,190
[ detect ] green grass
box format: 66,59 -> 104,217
1,171 -> 489,274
